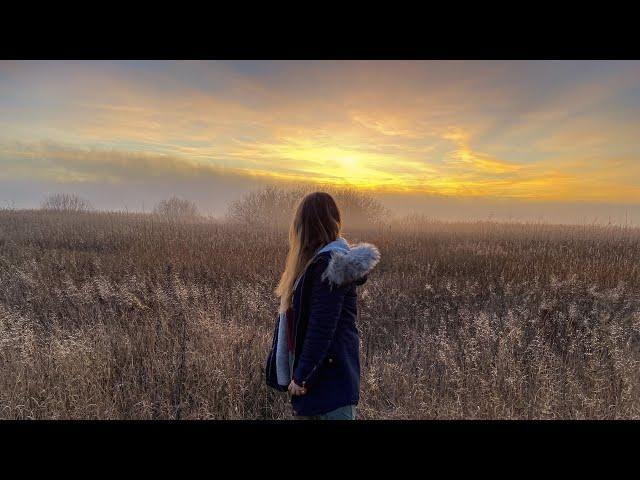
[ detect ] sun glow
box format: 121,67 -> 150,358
2,60 -> 640,205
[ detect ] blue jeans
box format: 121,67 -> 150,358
294,404 -> 356,420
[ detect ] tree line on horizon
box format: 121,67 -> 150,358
35,186 -> 389,229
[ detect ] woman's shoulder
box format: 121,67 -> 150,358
310,243 -> 381,288
307,252 -> 332,277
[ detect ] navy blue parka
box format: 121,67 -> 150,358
266,238 -> 380,416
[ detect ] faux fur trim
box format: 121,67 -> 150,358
321,242 -> 381,286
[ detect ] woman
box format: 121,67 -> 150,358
265,192 -> 380,420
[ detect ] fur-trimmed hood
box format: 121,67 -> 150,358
317,236 -> 381,287
269,235 -> 380,396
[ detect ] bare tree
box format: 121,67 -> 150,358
41,193 -> 93,212
330,187 -> 389,229
226,186 -> 304,229
226,185 -> 389,229
153,196 -> 199,220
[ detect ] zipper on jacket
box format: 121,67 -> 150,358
301,362 -> 320,386
292,251 -> 336,387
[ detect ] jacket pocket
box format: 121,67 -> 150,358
314,355 -> 339,381
325,355 -> 337,367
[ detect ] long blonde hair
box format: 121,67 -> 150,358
275,192 -> 342,313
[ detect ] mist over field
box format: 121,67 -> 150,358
2,178 -> 639,226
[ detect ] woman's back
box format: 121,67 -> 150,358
266,192 -> 380,419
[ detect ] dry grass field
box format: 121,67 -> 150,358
1,208 -> 639,419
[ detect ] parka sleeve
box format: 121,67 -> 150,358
292,259 -> 346,387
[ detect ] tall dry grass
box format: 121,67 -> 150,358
0,210 -> 638,419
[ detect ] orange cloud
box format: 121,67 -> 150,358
2,61 -> 640,204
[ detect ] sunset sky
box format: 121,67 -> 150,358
1,60 -> 639,221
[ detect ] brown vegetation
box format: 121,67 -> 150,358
153,196 -> 199,221
41,193 -> 93,213
0,208 -> 639,419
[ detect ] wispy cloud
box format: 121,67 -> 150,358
1,60 -> 640,207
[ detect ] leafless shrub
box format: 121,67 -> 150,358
153,196 -> 199,221
226,186 -> 301,229
41,193 -> 93,212
226,185 -> 389,230
0,201 -> 16,212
